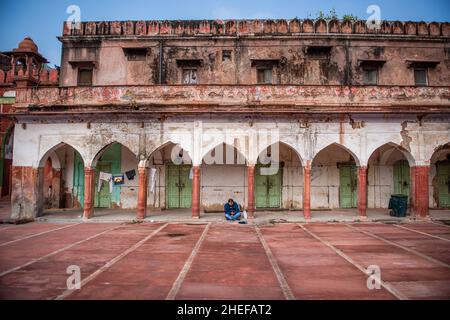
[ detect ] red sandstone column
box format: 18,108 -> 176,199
303,162 -> 311,220
83,167 -> 95,219
247,165 -> 255,219
409,167 -> 415,214
357,166 -> 368,217
137,167 -> 148,220
191,166 -> 201,219
413,166 -> 430,218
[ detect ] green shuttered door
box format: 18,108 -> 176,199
255,165 -> 282,209
167,165 -> 192,208
437,161 -> 450,208
339,165 -> 357,208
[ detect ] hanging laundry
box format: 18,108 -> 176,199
113,174 -> 125,185
125,169 -> 136,180
98,172 -> 113,193
149,168 -> 157,193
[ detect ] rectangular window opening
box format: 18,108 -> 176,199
182,68 -> 198,84
257,68 -> 273,84
363,68 -> 378,85
414,68 -> 428,86
77,68 -> 93,86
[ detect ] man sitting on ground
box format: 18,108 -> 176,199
224,198 -> 241,221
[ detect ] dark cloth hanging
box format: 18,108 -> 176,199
125,169 -> 136,180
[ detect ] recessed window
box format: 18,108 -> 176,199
222,50 -> 232,61
414,68 -> 427,86
77,68 -> 93,86
257,68 -> 273,84
182,68 -> 198,84
123,48 -> 148,61
363,68 -> 378,85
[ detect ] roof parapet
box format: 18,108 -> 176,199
61,19 -> 450,38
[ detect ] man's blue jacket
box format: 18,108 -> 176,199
224,202 -> 240,215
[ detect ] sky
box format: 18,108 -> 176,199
0,0 -> 449,66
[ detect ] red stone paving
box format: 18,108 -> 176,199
0,223 -> 164,299
0,223 -> 79,245
304,223 -> 450,299
349,223 -> 450,265
395,223 -> 450,240
175,224 -> 285,300
0,221 -> 449,300
259,223 -> 395,300
68,223 -> 206,300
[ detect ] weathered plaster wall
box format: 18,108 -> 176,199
10,114 -> 450,217
60,37 -> 449,86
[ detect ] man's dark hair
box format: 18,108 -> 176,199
228,198 -> 234,203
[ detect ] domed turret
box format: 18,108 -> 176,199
16,37 -> 38,53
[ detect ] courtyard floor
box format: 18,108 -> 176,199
0,218 -> 449,300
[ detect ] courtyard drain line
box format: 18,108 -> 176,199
345,223 -> 450,269
255,225 -> 295,300
166,223 -> 211,300
55,223 -> 169,300
0,223 -> 82,247
0,224 -> 122,278
393,224 -> 450,243
297,223 -> 408,300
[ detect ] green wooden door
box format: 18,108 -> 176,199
255,165 -> 282,209
393,160 -> 410,196
73,151 -> 84,208
339,165 -> 357,208
437,161 -> 450,208
95,163 -> 112,208
167,165 -> 192,208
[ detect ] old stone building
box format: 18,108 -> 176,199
6,19 -> 450,221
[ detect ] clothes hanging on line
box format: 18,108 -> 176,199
113,174 -> 125,185
98,172 -> 113,193
125,169 -> 136,180
149,168 -> 157,193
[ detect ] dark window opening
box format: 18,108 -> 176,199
123,48 -> 148,61
363,68 -> 378,85
77,68 -> 93,86
414,68 -> 427,86
257,68 -> 273,84
222,50 -> 232,61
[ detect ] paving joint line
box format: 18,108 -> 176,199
166,223 -> 211,300
0,223 -> 82,247
297,223 -> 407,300
55,223 -> 168,300
255,225 -> 295,300
345,223 -> 450,269
394,224 -> 450,243
0,224 -> 123,278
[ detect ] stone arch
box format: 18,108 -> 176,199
201,142 -> 248,166
255,140 -> 303,166
429,142 -> 450,164
147,140 -> 193,166
91,141 -> 138,168
367,142 -> 416,167
38,141 -> 85,168
312,142 -> 361,166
